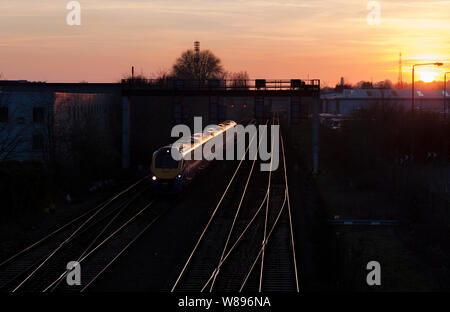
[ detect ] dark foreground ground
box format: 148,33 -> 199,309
291,120 -> 450,291
90,146 -> 333,291
1,121 -> 448,292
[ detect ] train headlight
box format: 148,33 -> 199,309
176,174 -> 182,180
152,176 -> 157,181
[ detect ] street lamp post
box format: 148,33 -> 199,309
409,62 -> 443,165
412,62 -> 444,113
444,72 -> 450,118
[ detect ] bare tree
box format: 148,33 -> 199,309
54,93 -> 119,186
355,81 -> 373,89
172,49 -> 224,80
152,68 -> 173,81
228,71 -> 250,89
374,79 -> 393,89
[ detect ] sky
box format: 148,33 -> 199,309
1,0 -> 450,85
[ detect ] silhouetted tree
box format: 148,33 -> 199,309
172,49 -> 224,80
356,81 -> 373,89
374,79 -> 393,89
121,73 -> 149,85
228,71 -> 250,89
153,68 -> 173,81
335,82 -> 353,92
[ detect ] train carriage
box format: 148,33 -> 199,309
151,121 -> 237,193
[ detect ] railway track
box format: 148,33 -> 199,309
171,116 -> 300,292
0,176 -> 168,292
1,117 -> 300,293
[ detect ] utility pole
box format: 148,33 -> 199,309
444,72 -> 450,118
412,63 -> 443,113
194,41 -> 200,80
312,82 -> 320,175
397,52 -> 403,89
411,62 -> 443,165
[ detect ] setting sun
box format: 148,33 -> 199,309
419,70 -> 439,83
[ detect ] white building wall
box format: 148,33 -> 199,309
0,91 -> 54,162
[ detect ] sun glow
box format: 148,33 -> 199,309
419,70 -> 439,83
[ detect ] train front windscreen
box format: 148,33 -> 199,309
155,148 -> 179,169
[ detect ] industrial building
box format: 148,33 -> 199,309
0,84 -> 54,162
321,88 -> 449,116
0,81 -> 121,178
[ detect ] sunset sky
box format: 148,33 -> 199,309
1,0 -> 449,85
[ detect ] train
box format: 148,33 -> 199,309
150,120 -> 237,193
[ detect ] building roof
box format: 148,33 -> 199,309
322,89 -> 449,99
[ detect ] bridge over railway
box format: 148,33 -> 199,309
0,79 -> 320,173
